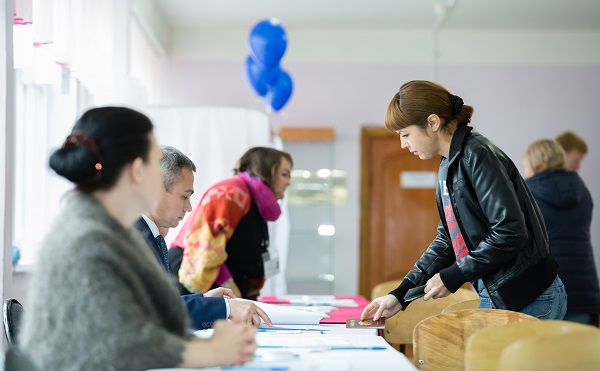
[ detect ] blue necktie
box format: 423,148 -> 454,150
155,235 -> 171,273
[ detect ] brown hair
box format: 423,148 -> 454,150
523,139 -> 566,175
555,131 -> 588,154
234,147 -> 293,188
385,80 -> 474,135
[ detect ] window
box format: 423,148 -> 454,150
12,68 -> 79,266
11,0 -> 165,267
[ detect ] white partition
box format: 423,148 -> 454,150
145,105 -> 271,244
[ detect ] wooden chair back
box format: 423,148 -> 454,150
383,288 -> 479,347
465,320 -> 598,371
499,327 -> 600,371
412,308 -> 537,370
370,280 -> 402,300
442,299 -> 480,314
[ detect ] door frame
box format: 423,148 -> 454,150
359,126 -> 399,297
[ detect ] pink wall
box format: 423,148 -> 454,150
159,61 -> 600,160
159,60 -> 600,294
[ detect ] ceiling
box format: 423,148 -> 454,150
155,0 -> 600,30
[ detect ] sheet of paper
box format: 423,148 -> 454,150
237,299 -> 329,325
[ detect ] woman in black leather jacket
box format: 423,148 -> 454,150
362,80 -> 567,321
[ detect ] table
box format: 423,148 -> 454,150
149,325 -> 417,370
251,329 -> 416,370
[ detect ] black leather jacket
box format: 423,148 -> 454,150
391,125 -> 557,311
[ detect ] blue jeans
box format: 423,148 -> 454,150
477,275 -> 567,320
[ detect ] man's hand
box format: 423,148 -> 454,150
228,299 -> 273,327
204,287 -> 236,299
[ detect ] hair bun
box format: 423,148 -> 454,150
49,132 -> 103,185
450,94 -> 464,116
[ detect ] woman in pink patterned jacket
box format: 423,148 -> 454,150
169,147 -> 293,300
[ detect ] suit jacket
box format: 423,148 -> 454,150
134,218 -> 227,329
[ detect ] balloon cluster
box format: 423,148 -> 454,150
245,19 -> 293,112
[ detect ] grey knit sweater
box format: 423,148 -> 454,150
20,191 -> 189,371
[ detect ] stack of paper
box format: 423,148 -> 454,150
238,299 -> 330,326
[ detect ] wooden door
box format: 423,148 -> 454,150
359,127 -> 440,297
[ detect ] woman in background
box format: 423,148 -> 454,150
362,80 -> 566,322
169,147 -> 292,301
19,107 -> 256,370
555,131 -> 588,172
524,139 -> 600,324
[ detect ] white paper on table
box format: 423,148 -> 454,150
236,299 -> 329,325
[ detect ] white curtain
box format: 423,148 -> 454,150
146,106 -> 271,216
264,135 -> 290,295
146,106 -> 290,295
53,0 -> 114,93
13,73 -> 78,266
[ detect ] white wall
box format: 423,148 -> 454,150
1,0 -> 16,348
156,26 -> 600,295
168,27 -> 600,65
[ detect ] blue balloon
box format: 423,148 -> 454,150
265,64 -> 282,85
245,55 -> 283,97
244,55 -> 268,96
268,70 -> 293,112
249,19 -> 287,70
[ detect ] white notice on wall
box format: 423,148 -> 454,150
400,171 -> 437,189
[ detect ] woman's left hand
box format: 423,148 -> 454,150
423,273 -> 451,300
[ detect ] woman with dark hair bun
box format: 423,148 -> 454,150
20,106 -> 256,370
48,107 -> 155,191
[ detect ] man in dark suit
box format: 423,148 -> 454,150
135,145 -> 271,329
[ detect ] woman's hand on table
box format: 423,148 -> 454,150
210,320 -> 257,366
360,294 -> 403,321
